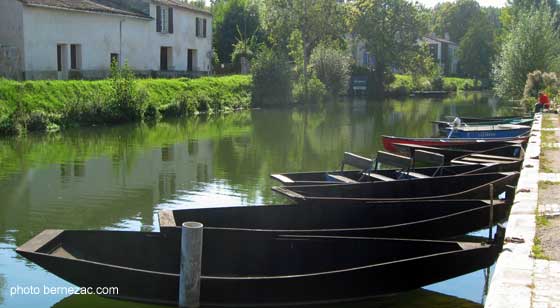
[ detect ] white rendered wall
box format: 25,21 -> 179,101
0,0 -> 25,70
21,4 -> 212,74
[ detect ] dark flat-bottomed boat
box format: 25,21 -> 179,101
382,135 -> 528,153
272,172 -> 520,205
17,227 -> 505,306
158,196 -> 513,239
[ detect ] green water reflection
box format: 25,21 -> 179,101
0,93 -> 518,307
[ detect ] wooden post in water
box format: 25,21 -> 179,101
179,222 -> 203,308
488,184 -> 494,241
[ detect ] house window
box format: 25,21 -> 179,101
70,44 -> 81,70
161,47 -> 172,71
428,44 -> 438,60
195,18 -> 207,38
57,45 -> 62,71
187,49 -> 197,71
156,6 -> 173,33
203,19 -> 207,38
110,53 -> 119,66
57,44 -> 68,72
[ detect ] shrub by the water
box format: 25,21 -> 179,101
310,44 -> 351,96
251,48 -> 292,106
0,75 -> 251,135
293,75 -> 327,103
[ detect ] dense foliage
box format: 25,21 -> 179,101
250,48 -> 292,105
457,13 -> 497,81
351,0 -> 425,95
310,43 -> 351,96
0,75 -> 251,135
493,5 -> 560,98
212,0 -> 262,65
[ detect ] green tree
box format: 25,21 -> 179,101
433,0 -> 481,42
251,47 -> 292,105
212,0 -> 262,64
457,12 -> 497,81
351,0 -> 425,95
493,5 -> 560,98
310,43 -> 351,96
509,0 -> 558,16
262,0 -> 346,100
403,44 -> 441,90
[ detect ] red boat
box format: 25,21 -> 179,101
382,135 -> 529,153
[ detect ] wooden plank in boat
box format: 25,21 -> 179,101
342,152 -> 372,170
413,150 -> 445,166
363,173 -> 395,181
327,174 -> 358,184
377,151 -> 411,169
470,154 -> 518,161
270,174 -> 295,184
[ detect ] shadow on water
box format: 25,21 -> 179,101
0,93 -> 519,307
51,289 -> 481,308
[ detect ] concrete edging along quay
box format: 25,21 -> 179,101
485,113 -> 542,308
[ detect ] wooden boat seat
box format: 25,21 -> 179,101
328,174 -> 358,184
460,157 -> 511,163
406,172 -> 430,179
362,173 -> 395,182
413,150 -> 445,166
469,154 -> 518,161
374,151 -> 412,170
326,174 -> 359,184
341,152 -> 373,171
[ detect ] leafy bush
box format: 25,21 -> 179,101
523,70 -> 559,98
0,75 -> 252,135
107,61 -> 146,122
310,44 -> 351,95
493,5 -> 560,98
251,48 -> 292,105
293,75 -> 327,103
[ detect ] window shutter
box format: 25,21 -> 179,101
195,17 -> 200,37
168,7 -> 173,33
203,19 -> 206,38
156,5 -> 161,32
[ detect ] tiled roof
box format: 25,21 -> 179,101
423,35 -> 458,46
153,0 -> 211,15
18,0 -> 151,18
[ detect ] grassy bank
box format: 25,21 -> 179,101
0,75 -> 251,135
387,74 -> 480,96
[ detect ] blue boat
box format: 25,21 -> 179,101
443,124 -> 531,138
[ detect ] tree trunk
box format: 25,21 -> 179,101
303,49 -> 309,102
370,63 -> 386,98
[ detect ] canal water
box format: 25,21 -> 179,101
0,93 -> 520,308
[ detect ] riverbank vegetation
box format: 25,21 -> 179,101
0,68 -> 251,135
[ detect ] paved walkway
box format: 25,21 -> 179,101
539,173 -> 560,182
533,260 -> 560,308
486,113 -> 560,308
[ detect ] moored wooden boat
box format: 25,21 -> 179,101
382,135 -> 528,153
272,163 -> 508,185
16,227 -> 505,306
451,115 -> 531,123
159,196 -> 513,239
451,146 -> 524,171
394,144 -> 525,171
434,117 -> 534,131
272,172 -> 520,205
442,124 -> 531,138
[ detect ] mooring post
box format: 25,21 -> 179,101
179,222 -> 203,308
488,184 -> 494,241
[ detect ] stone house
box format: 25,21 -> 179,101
420,34 -> 459,76
0,0 -> 213,80
350,33 -> 459,76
